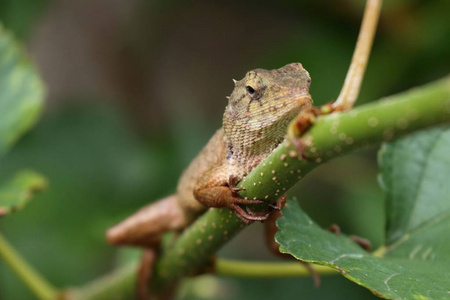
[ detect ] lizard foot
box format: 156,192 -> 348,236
137,249 -> 157,300
228,175 -> 246,195
291,103 -> 336,160
327,223 -> 341,235
291,107 -> 318,160
194,185 -> 277,225
238,195 -> 287,224
328,224 -> 371,252
268,195 -> 287,211
229,199 -> 270,225
350,235 -> 371,252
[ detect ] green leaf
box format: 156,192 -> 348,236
276,127 -> 450,299
379,126 -> 450,244
0,170 -> 47,216
0,23 -> 45,157
277,200 -> 450,300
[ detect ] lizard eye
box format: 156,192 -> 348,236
246,86 -> 256,95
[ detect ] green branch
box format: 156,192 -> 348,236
71,75 -> 450,299
0,232 -> 58,300
215,259 -> 336,278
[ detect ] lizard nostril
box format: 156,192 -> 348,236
246,86 -> 255,95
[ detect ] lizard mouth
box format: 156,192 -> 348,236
291,92 -> 312,107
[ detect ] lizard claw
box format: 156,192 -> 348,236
245,206 -> 271,218
228,175 -> 246,196
350,235 -> 372,252
231,204 -> 271,224
292,105 -> 336,161
232,195 -> 287,224
234,198 -> 264,206
268,195 -> 287,211
230,186 -> 246,195
328,224 -> 371,251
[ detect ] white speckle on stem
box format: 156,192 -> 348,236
330,127 -> 338,135
368,117 -> 378,127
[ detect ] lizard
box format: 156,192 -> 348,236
106,0 -> 381,296
107,62 -> 312,248
106,64 -> 312,299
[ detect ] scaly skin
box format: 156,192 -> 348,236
107,62 -> 312,247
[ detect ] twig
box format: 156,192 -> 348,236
333,0 -> 382,111
0,232 -> 58,300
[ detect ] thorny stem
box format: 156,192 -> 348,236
333,0 -> 382,111
0,232 -> 58,300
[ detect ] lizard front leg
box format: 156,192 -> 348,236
194,185 -> 269,224
194,165 -> 288,224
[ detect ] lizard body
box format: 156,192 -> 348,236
107,62 -> 312,247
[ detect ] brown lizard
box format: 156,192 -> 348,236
106,0 -> 381,296
107,63 -> 312,248
106,64 -> 312,299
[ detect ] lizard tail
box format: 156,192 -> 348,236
106,195 -> 187,248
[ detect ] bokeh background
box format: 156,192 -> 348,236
0,0 -> 449,299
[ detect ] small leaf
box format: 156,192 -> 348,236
0,170 -> 47,216
0,23 -> 45,157
277,127 -> 450,299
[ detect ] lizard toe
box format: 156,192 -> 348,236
231,204 -> 270,224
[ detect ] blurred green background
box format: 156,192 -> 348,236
0,0 -> 449,299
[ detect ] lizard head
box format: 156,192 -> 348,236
223,63 -> 312,153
